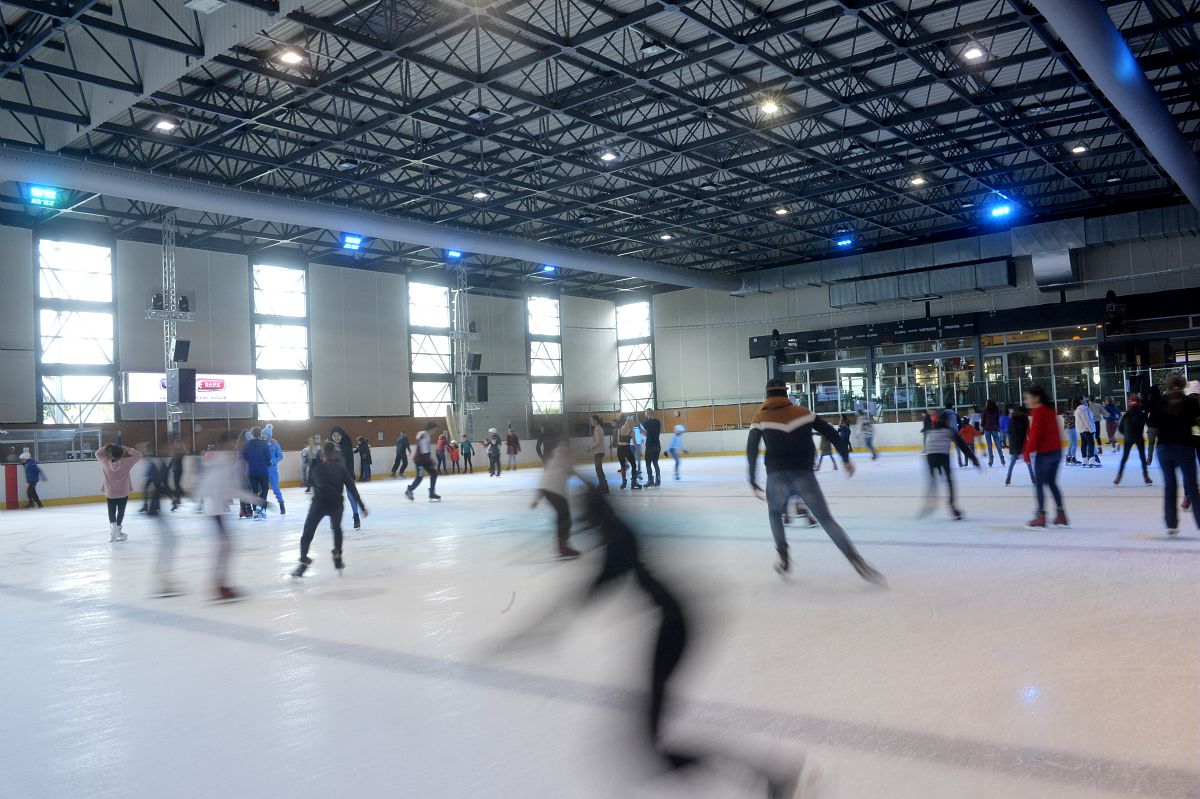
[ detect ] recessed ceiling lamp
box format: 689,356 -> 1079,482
467,106 -> 492,122
154,118 -> 178,132
659,233 -> 673,241
910,175 -> 927,186
640,39 -> 668,58
759,98 -> 781,115
959,199 -> 976,209
599,149 -> 619,162
962,43 -> 986,61
699,180 -> 718,191
336,157 -> 359,172
1070,144 -> 1088,155
1105,174 -> 1121,184
472,189 -> 491,200
774,206 -> 789,216
277,49 -> 304,65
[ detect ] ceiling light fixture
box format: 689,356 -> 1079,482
577,214 -> 595,224
835,237 -> 853,248
910,176 -> 927,186
154,118 -> 178,132
659,233 -> 673,241
336,157 -> 359,172
277,49 -> 305,65
1105,174 -> 1121,184
446,250 -> 464,259
759,98 -> 781,115
774,207 -> 789,216
472,189 -> 491,200
699,180 -> 718,191
599,149 -> 619,162
959,199 -> 976,209
1071,144 -> 1088,155
640,39 -> 668,58
467,106 -> 492,122
962,44 -> 985,61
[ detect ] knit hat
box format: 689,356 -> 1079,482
262,423 -> 273,439
765,377 -> 788,397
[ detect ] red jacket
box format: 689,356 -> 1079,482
1023,404 -> 1061,456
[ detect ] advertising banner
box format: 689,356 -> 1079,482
125,372 -> 256,403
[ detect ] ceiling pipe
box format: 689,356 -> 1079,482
1029,0 -> 1200,210
0,147 -> 743,292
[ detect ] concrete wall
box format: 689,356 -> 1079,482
654,232 -> 1200,406
562,295 -> 618,413
309,264 -> 409,417
0,225 -> 36,422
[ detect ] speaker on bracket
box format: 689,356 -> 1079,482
178,368 -> 197,403
468,352 -> 483,372
475,375 -> 488,403
172,339 -> 191,363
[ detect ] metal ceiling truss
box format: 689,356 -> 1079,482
1,0 -> 1197,294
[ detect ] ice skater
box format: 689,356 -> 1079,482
390,430 -> 410,478
496,486 -> 806,797
1147,374 -> 1200,536
406,421 -> 442,502
459,437 -> 474,473
530,433 -> 580,558
859,415 -> 878,460
1114,396 -> 1151,486
195,433 -> 262,601
982,400 -> 1005,467
486,432 -> 502,477
355,435 -> 373,481
301,435 -> 321,493
263,425 -> 286,513
813,428 -> 837,471
241,427 -> 272,518
920,414 -> 978,520
642,409 -> 663,487
1023,385 -> 1069,529
1074,398 -> 1098,468
19,450 -> 44,508
448,439 -> 461,474
329,427 -> 362,528
587,414 -> 610,493
505,427 -> 521,471
98,442 -> 143,542
292,441 -> 368,576
667,424 -> 687,480
747,379 -> 885,584
1004,406 -> 1036,486
616,415 -> 642,489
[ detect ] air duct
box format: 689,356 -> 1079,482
1030,0 -> 1200,210
0,147 -> 742,292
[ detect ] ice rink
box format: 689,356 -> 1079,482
2,451 -> 1197,799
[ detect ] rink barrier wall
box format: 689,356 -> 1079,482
3,423 -> 1073,509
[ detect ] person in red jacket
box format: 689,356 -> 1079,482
1022,385 -> 1069,529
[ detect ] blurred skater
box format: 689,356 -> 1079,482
195,433 -> 262,601
301,435 -> 321,493
530,433 -> 580,558
406,421 -> 442,502
1148,374 -> 1200,536
1004,406 -> 1036,486
355,435 -> 373,481
19,450 -> 44,508
262,426 -> 286,513
667,424 -> 688,480
459,437 -> 474,473
642,410 -> 663,487
292,441 -> 368,577
390,430 -> 410,478
982,400 -> 1005,467
589,414 -> 609,493
1114,396 -> 1151,486
748,379 -> 885,584
860,415 -> 878,461
241,427 -> 272,518
486,432 -> 502,477
505,427 -> 521,471
921,414 -> 978,520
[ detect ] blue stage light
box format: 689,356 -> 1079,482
341,234 -> 364,250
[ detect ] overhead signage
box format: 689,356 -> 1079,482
124,372 -> 257,403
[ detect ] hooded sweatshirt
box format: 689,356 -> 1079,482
242,435 -> 271,478
98,446 -> 144,498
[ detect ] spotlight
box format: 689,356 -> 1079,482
774,207 -> 789,216
472,189 -> 491,200
277,49 -> 304,65
959,199 -> 976,209
154,118 -> 178,132
659,233 -> 673,241
599,149 -> 619,162
336,157 -> 359,172
988,203 -> 1013,218
910,176 -> 927,186
541,265 -> 556,273
1105,174 -> 1121,184
341,234 -> 364,251
835,237 -> 853,248
446,250 -> 464,259
962,44 -> 985,61
1070,144 -> 1088,155
759,98 -> 780,115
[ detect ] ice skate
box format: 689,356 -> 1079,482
114,525 -> 127,542
1166,527 -> 1179,537
1144,472 -> 1153,485
851,556 -> 887,587
215,586 -> 240,601
332,549 -> 344,571
1114,471 -> 1122,485
155,582 -> 183,598
353,513 -> 361,529
429,492 -> 442,502
774,546 -> 790,576
1026,511 -> 1047,529
279,500 -> 286,515
1053,509 -> 1070,528
557,542 -> 580,559
405,488 -> 414,501
108,522 -> 119,542
291,557 -> 311,577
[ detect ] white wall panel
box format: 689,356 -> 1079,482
470,294 -> 526,374
471,374 -> 530,437
562,295 -> 617,411
0,225 -> 35,421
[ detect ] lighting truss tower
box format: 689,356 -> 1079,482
145,210 -> 193,440
451,262 -> 479,440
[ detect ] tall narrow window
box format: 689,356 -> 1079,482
37,240 -> 116,423
252,263 -> 310,420
616,300 -> 654,412
528,296 -> 562,414
409,283 -> 453,417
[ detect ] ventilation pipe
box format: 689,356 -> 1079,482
0,147 -> 743,292
1031,0 -> 1200,210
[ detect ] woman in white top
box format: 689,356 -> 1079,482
1074,397 -> 1098,467
588,415 -> 609,494
531,433 -> 579,558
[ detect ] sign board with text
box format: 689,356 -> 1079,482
124,372 -> 257,404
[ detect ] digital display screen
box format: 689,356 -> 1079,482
124,372 -> 257,403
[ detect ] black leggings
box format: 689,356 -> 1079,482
106,496 -> 128,524
644,446 -> 661,483
488,453 -> 501,475
1119,437 -> 1146,473
390,451 -> 408,475
617,445 -> 639,483
1079,431 -> 1095,460
300,500 -> 344,560
463,454 -> 473,472
26,482 -> 42,508
593,453 -> 607,487
541,490 -> 571,543
926,453 -> 956,507
211,515 -> 231,588
408,460 -> 438,494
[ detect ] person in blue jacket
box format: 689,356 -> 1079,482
20,451 -> 44,508
241,426 -> 272,519
262,424 -> 286,515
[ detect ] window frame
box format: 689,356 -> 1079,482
527,295 -> 563,415
250,261 -> 311,421
616,299 -> 655,413
35,236 -> 119,424
407,281 -> 454,418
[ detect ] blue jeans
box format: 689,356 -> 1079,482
984,431 -> 1004,461
1006,453 -> 1035,484
1157,445 -> 1200,530
765,469 -> 862,565
1066,429 -> 1077,459
1032,449 -> 1063,513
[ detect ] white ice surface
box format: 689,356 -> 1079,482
1,453 -> 1197,799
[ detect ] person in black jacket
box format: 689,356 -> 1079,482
390,431 -> 410,478
1114,395 -> 1152,486
291,442 -> 368,577
641,410 -> 663,487
1004,406 -> 1036,486
1147,374 -> 1200,535
355,436 -> 373,481
329,426 -> 362,529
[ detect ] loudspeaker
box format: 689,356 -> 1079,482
468,352 -> 482,371
178,368 -> 197,403
172,339 -> 191,363
475,375 -> 488,403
